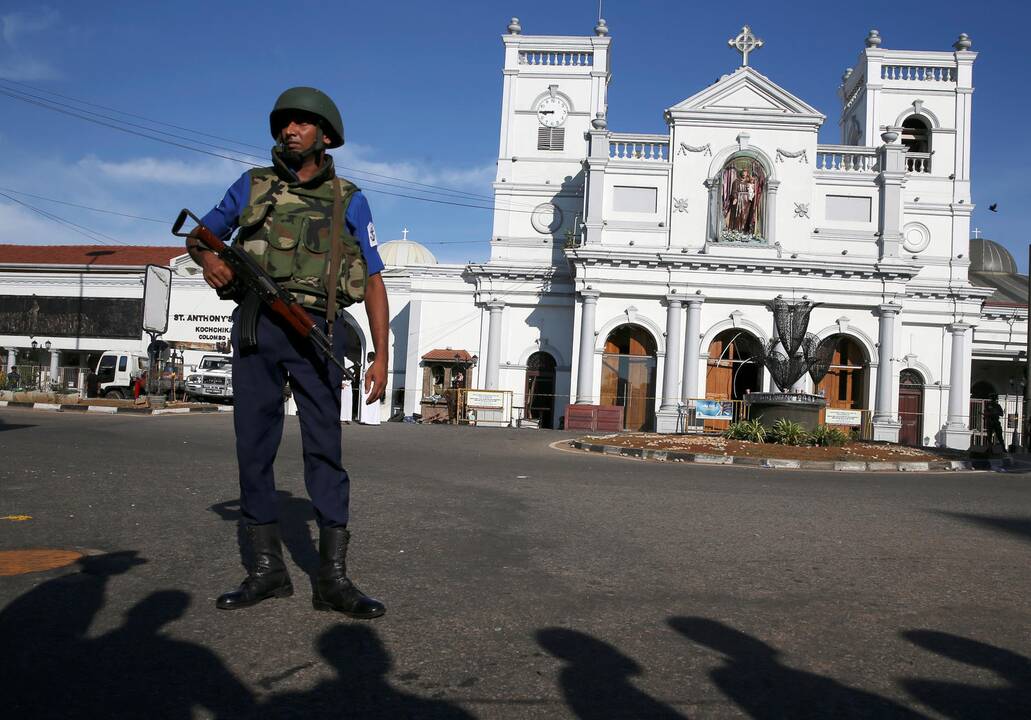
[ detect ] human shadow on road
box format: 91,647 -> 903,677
536,627 -> 687,719
668,616 -> 927,719
260,623 -> 475,718
74,589 -> 255,718
1,552 -> 256,718
900,629 -> 1031,718
210,490 -> 321,582
937,511 -> 1031,545
0,420 -> 36,432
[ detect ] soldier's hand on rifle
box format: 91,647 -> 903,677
200,254 -> 235,290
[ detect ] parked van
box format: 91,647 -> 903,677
94,352 -> 148,399
185,354 -> 233,402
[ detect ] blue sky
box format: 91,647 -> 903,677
0,0 -> 1027,269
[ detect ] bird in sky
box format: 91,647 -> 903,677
989,203 -> 998,212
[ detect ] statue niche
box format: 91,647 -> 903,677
719,156 -> 766,242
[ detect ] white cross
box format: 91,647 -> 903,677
729,25 -> 764,67
972,227 -> 982,239
402,227 -> 409,240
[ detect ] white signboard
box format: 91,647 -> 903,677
466,390 -> 505,409
693,399 -> 734,420
142,264 -> 172,334
825,408 -> 863,425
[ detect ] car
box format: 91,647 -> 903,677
185,354 -> 233,403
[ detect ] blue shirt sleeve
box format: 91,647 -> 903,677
200,172 -> 249,240
345,191 -> 385,276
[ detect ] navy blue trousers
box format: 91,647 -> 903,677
231,306 -> 349,527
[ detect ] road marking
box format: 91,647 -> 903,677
1,515 -> 32,521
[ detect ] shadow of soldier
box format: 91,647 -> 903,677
900,629 -> 1031,718
535,627 -> 687,720
71,589 -> 256,719
668,616 -> 928,719
210,490 -> 321,584
0,551 -> 146,714
260,624 -> 474,719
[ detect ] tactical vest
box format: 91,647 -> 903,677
236,160 -> 367,313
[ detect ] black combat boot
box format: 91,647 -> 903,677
216,522 -> 293,610
312,527 -> 385,619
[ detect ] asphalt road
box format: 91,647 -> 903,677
1,407 -> 1029,719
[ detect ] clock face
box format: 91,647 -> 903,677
537,97 -> 568,128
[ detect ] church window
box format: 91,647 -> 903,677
537,126 -> 565,151
716,155 -> 767,243
901,117 -> 931,172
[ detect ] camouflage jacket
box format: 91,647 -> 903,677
236,151 -> 367,312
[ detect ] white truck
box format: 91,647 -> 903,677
185,354 -> 234,403
93,351 -> 148,399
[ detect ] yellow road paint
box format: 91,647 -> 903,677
1,515 -> 32,522
0,549 -> 83,576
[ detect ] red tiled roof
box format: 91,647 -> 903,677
0,244 -> 184,267
422,348 -> 475,363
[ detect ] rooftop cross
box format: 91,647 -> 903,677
402,227 -> 409,241
972,227 -> 982,239
728,25 -> 764,67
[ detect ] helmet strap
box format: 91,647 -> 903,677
274,126 -> 326,167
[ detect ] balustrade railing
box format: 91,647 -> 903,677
518,50 -> 593,67
906,152 -> 932,173
815,146 -> 878,172
608,135 -> 669,161
881,64 -> 955,82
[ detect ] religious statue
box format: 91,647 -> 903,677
720,157 -> 765,240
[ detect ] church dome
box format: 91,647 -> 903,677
970,238 -> 1018,274
378,229 -> 437,267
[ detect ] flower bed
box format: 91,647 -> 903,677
578,432 -> 961,463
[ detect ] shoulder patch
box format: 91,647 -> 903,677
367,222 -> 377,247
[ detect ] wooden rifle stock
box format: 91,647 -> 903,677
171,209 -> 354,382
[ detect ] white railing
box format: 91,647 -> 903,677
815,146 -> 879,172
881,65 -> 954,82
906,152 -> 932,173
518,50 -> 593,67
608,134 -> 669,161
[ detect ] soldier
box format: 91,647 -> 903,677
185,87 -> 388,618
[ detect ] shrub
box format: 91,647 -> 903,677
810,425 -> 849,447
768,418 -> 810,446
723,419 -> 766,443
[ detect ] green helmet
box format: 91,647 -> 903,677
269,86 -> 345,148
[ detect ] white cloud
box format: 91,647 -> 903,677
0,198 -> 82,244
331,143 -> 494,197
0,7 -> 61,80
80,155 -> 245,186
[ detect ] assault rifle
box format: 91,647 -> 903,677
172,209 -> 355,383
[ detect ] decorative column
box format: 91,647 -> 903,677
656,295 -> 684,433
765,179 -> 780,246
876,131 -> 907,259
871,303 -> 902,442
49,350 -> 60,388
575,290 -> 601,404
681,296 -> 704,403
483,300 -> 505,390
943,322 -> 973,449
582,116 -> 610,247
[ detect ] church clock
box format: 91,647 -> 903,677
537,96 -> 568,127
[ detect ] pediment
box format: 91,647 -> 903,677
668,66 -> 825,122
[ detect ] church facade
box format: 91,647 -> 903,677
388,21 -> 999,449
2,21 -> 1026,451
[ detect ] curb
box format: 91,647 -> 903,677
567,440 -> 1018,473
0,400 -> 231,415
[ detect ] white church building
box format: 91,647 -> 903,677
1,20 -> 1027,450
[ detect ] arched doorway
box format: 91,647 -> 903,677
899,369 -> 924,446
816,335 -> 868,409
600,324 -> 657,431
340,322 -> 363,420
705,330 -> 762,400
525,351 -> 556,429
